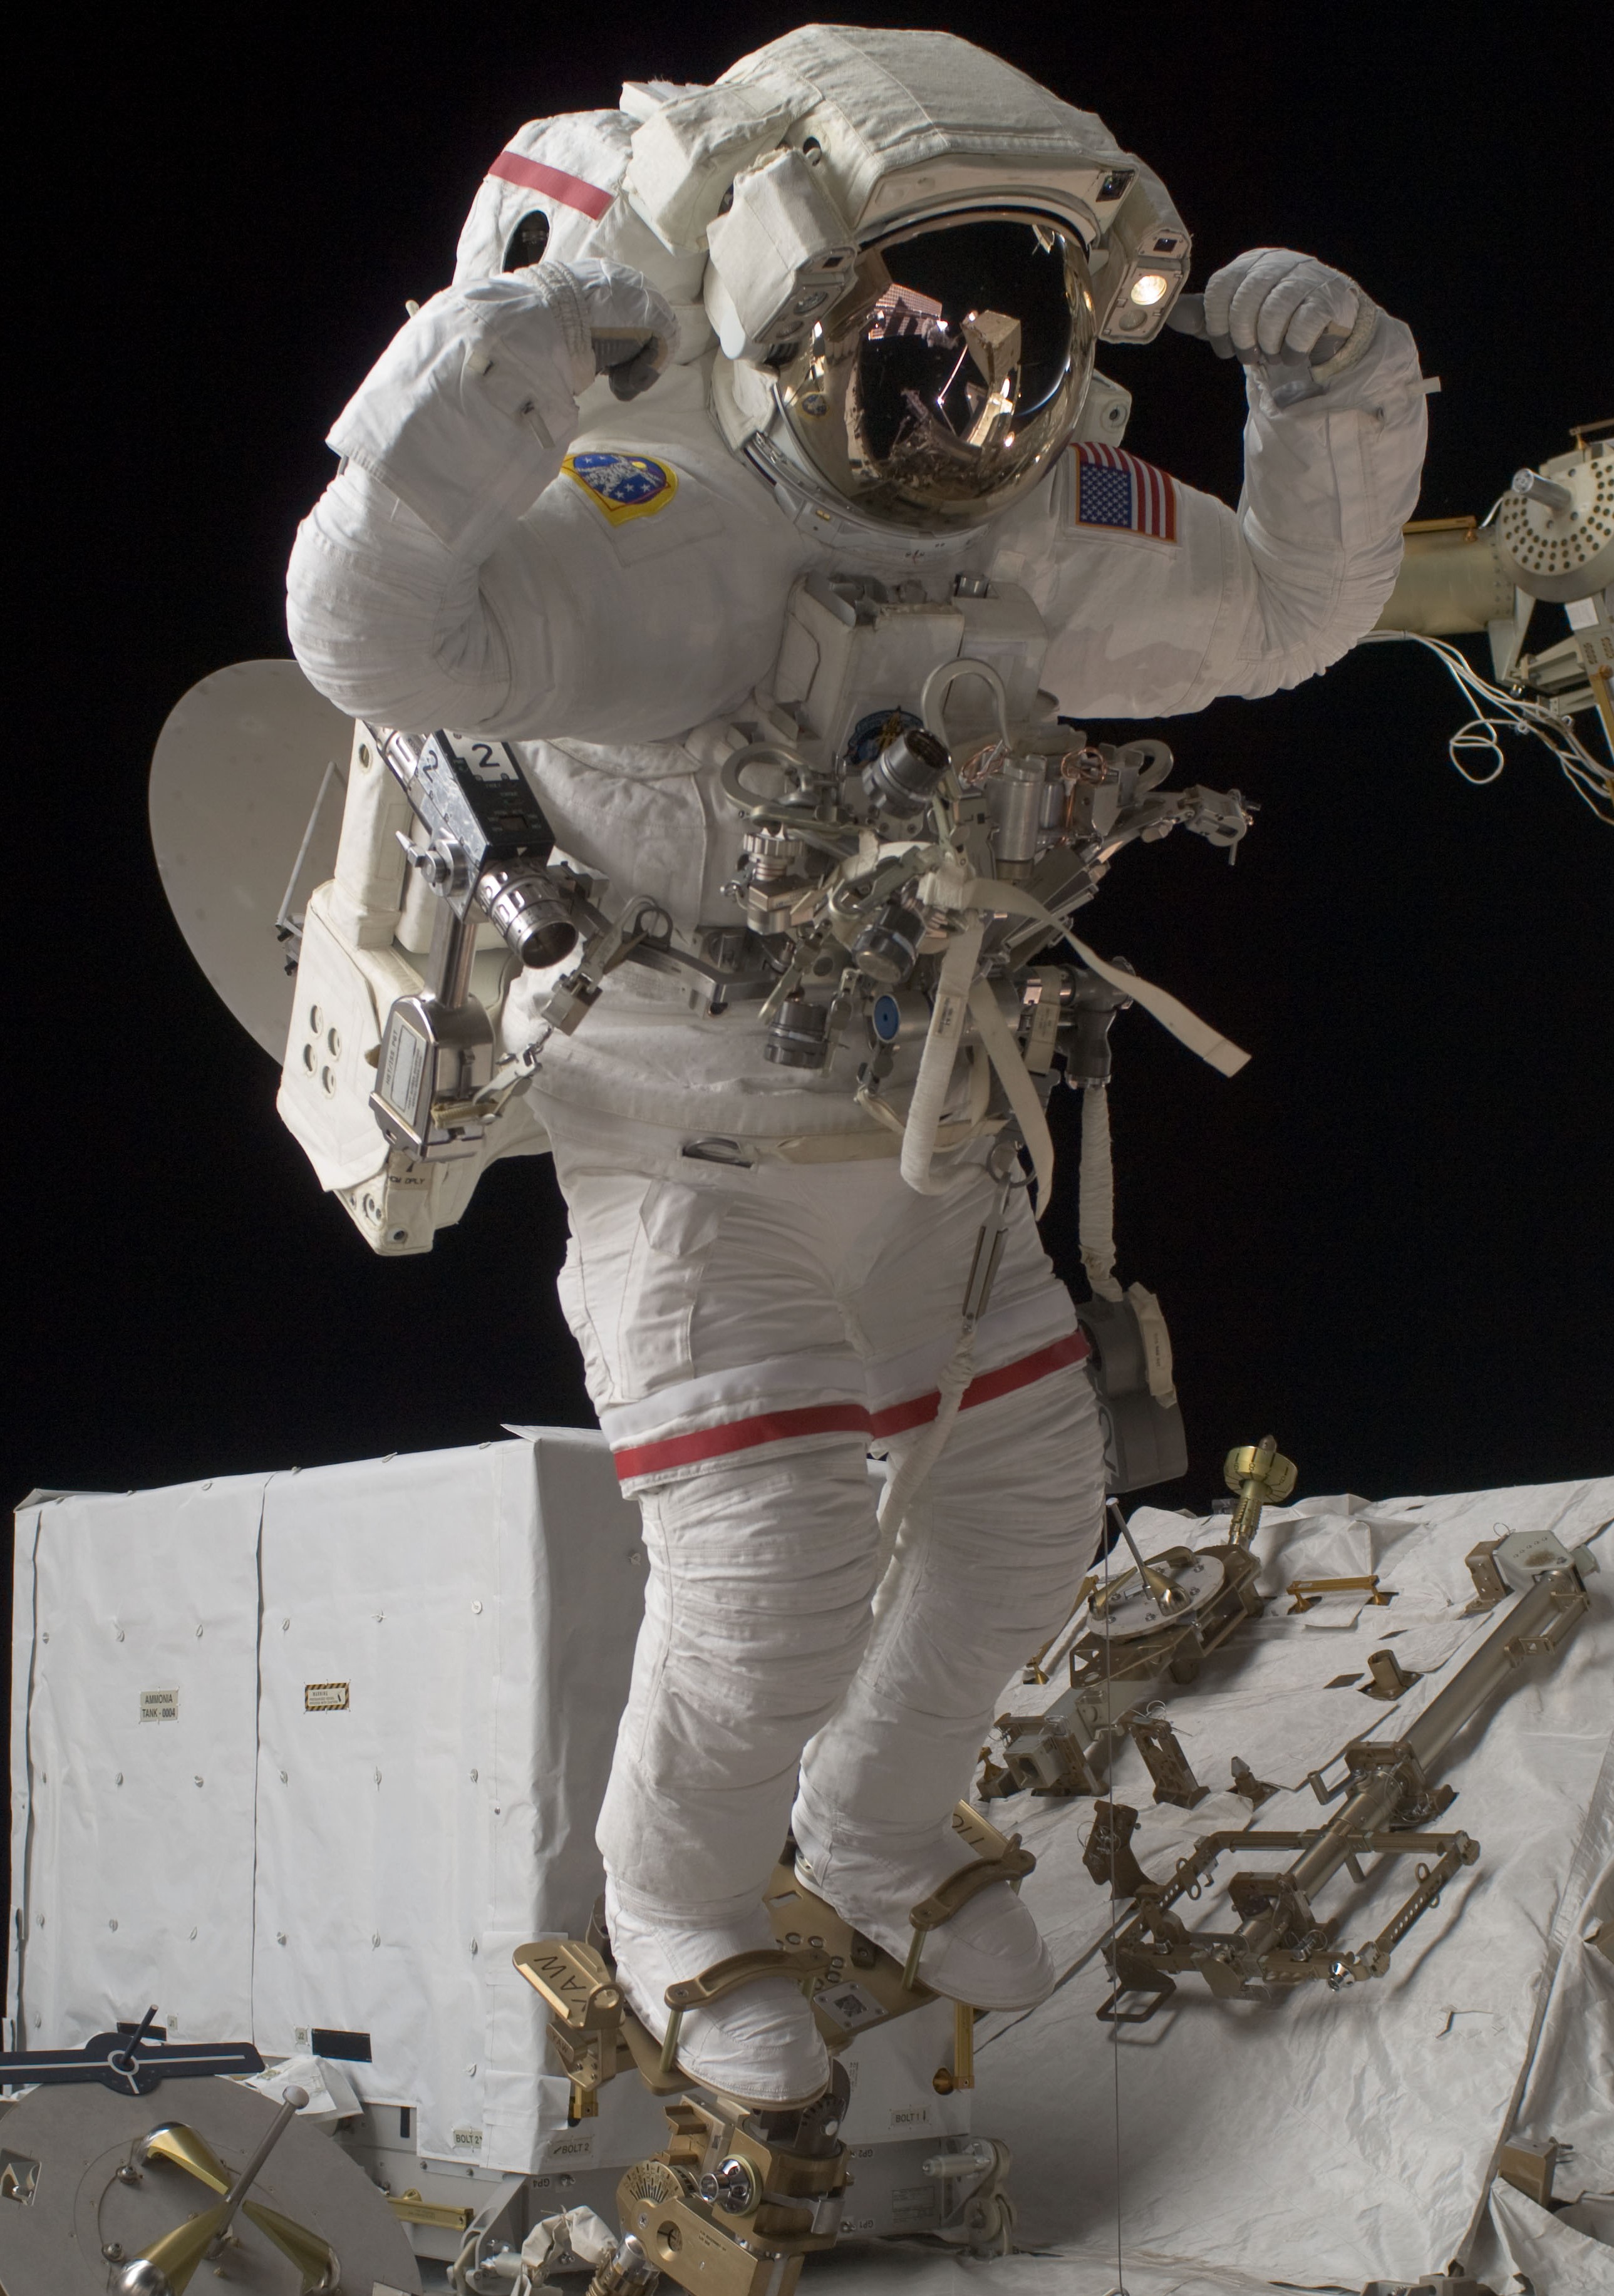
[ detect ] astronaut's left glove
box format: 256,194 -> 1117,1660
1204,247 -> 1378,378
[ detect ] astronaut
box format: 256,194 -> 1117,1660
286,26 -> 1427,2107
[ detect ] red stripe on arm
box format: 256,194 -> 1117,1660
488,149 -> 614,220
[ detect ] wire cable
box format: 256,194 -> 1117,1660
1100,1499 -> 1127,2296
1362,629 -> 1614,825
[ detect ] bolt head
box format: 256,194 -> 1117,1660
113,2263 -> 172,2296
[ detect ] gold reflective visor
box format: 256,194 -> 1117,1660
773,213 -> 1097,533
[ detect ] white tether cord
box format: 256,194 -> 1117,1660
921,872 -> 1251,1078
874,1316 -> 976,1543
876,808 -> 1250,1529
1360,627 -> 1614,825
894,890 -> 1247,1204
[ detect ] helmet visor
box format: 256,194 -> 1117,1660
775,214 -> 1096,531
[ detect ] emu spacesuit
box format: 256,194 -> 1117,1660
287,26 -> 1427,2104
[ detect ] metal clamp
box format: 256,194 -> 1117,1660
1223,1436 -> 1297,1548
1288,1573 -> 1392,1614
1081,1800 -> 1152,1897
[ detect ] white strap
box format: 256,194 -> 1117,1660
1079,1081 -> 1124,1302
1067,933 -> 1249,1079
875,1322 -> 975,1542
966,981 -> 1056,1217
949,879 -> 1251,1079
899,919 -> 985,1195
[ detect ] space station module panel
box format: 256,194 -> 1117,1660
9,1435 -> 643,2175
9,1433 -> 971,2191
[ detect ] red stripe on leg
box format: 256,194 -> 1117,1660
867,1329 -> 1093,1440
613,1403 -> 872,1483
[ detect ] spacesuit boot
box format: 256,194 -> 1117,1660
604,1883 -> 830,2108
791,1824 -> 1057,2011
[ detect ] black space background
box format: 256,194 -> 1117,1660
8,5 -> 1610,1946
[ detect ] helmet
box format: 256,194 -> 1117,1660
681,26 -> 1188,536
450,29 -> 1188,538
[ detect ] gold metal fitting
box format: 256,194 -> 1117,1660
1223,1436 -> 1297,1548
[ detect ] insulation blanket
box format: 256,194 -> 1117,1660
8,1435 -> 649,2173
8,1458 -> 1609,2285
810,1475 -> 1614,2294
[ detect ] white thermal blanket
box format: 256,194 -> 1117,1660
8,1435 -> 648,2175
807,1475 -> 1614,2293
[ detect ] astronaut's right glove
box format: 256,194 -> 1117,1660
520,256 -> 679,401
324,259 -> 678,555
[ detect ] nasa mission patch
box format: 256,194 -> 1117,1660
563,451 -> 679,525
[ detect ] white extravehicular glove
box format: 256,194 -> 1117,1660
1204,245 -> 1374,372
313,256 -> 679,567
517,255 -> 678,401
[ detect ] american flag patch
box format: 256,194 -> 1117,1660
1070,443 -> 1178,542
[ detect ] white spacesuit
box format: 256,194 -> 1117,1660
286,26 -> 1427,2106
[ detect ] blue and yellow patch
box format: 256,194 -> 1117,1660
563,451 -> 678,526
